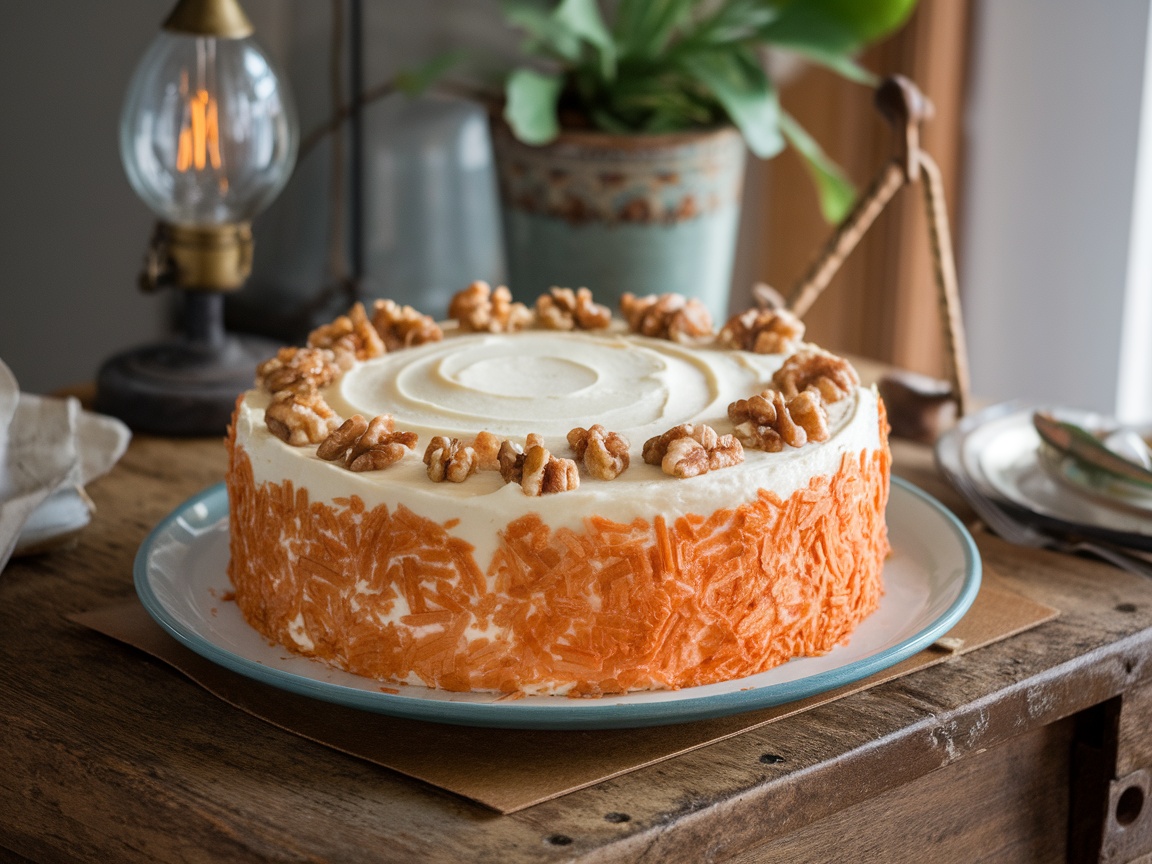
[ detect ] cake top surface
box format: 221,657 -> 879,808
234,286 -> 884,538
328,324 -> 783,451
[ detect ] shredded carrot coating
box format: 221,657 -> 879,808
226,402 -> 891,695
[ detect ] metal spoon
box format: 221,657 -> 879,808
1104,427 -> 1152,471
1033,411 -> 1152,490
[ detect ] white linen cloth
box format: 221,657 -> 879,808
0,358 -> 131,572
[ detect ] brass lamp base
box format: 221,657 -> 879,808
94,292 -> 278,436
143,222 -> 253,293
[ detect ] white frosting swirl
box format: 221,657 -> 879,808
327,330 -> 726,450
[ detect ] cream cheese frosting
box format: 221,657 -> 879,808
233,327 -> 882,568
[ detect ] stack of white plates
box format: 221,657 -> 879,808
935,402 -> 1152,552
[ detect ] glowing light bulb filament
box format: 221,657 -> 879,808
176,89 -> 223,174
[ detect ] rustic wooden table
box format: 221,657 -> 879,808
3,424 -> 1152,863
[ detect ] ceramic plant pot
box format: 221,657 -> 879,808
490,122 -> 746,320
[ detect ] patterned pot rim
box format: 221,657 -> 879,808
488,116 -> 746,226
488,117 -> 741,153
489,117 -> 745,159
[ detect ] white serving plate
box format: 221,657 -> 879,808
135,477 -> 980,730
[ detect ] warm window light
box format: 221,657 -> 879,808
95,0 -> 298,435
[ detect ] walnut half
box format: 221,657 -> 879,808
307,301 -> 385,361
255,346 -> 342,396
535,287 -> 612,331
772,348 -> 860,404
497,435 -> 577,494
718,307 -> 805,355
371,299 -> 443,351
316,413 -> 417,471
470,431 -> 502,471
642,423 -> 744,478
521,445 -> 580,496
497,434 -> 544,484
316,414 -> 370,462
265,389 -> 339,446
728,388 -> 829,452
423,436 -> 479,483
619,292 -> 714,344
449,281 -> 532,333
567,424 -> 630,480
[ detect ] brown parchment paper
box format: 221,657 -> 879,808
70,568 -> 1056,814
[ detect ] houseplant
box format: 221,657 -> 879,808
486,0 -> 919,318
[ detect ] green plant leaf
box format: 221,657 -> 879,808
640,98 -> 718,132
601,71 -> 720,131
759,0 -> 919,55
554,0 -> 617,79
686,0 -> 787,46
501,0 -> 582,63
779,110 -> 856,223
676,48 -> 783,158
394,51 -> 465,97
613,0 -> 696,59
504,68 -> 564,144
587,104 -> 636,133
784,46 -> 878,86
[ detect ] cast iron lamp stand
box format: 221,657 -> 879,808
95,221 -> 281,436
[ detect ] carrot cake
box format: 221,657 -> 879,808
226,285 -> 891,696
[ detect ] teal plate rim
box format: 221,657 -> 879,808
133,476 -> 981,730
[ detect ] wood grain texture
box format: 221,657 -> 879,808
1119,682 -> 1152,779
4,422 -> 1152,861
723,718 -> 1073,864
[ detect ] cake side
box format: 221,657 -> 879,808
226,405 -> 890,696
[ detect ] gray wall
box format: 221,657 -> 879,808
1,1 -> 170,395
